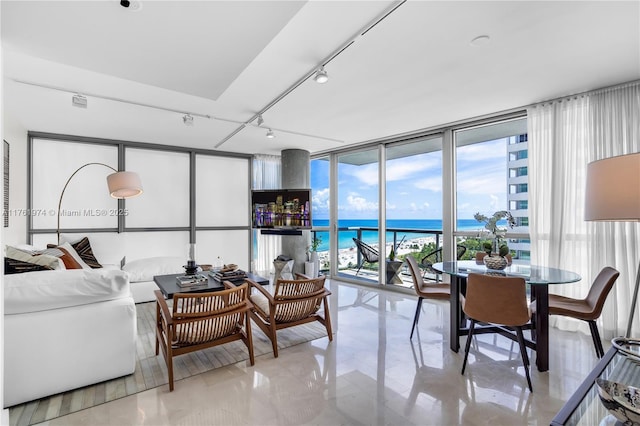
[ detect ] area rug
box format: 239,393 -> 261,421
9,301 -> 329,426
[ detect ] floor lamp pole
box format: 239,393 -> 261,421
57,162 -> 118,244
626,260 -> 640,337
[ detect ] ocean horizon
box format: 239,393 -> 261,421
311,218 -> 491,252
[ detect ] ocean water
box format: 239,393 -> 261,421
311,219 -> 489,252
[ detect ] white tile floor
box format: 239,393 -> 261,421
34,278 -> 602,425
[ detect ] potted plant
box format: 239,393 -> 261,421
307,235 -> 322,278
474,210 -> 516,269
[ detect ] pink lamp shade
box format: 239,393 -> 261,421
107,171 -> 143,199
585,153 -> 640,221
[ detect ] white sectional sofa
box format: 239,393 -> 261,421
3,269 -> 137,407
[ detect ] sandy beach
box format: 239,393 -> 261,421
317,235 -> 436,268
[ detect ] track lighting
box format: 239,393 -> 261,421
183,114 -> 194,126
266,129 -> 275,139
257,114 -> 264,126
313,66 -> 329,84
71,94 -> 87,108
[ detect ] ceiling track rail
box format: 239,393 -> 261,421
214,0 -> 408,149
11,78 -> 344,144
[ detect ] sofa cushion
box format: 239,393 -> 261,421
121,256 -> 185,282
4,269 -> 131,315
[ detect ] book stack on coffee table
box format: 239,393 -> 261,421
209,264 -> 247,283
176,274 -> 208,288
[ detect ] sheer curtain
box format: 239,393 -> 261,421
252,155 -> 282,274
528,82 -> 640,337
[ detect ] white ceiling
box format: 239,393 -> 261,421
2,0 -> 639,156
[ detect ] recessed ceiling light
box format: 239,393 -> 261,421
470,35 -> 491,46
183,114 -> 194,126
266,129 -> 275,139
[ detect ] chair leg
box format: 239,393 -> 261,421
461,319 -> 476,375
323,296 -> 333,342
355,261 -> 363,276
245,313 -> 255,366
410,298 -> 424,339
515,326 -> 533,392
167,346 -> 175,392
588,320 -> 605,358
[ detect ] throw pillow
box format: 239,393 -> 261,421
70,237 -> 103,269
4,257 -> 52,274
41,247 -> 83,269
46,242 -> 92,269
5,246 -> 63,270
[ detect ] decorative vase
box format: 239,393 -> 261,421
310,251 -> 320,278
304,261 -> 315,278
483,254 -> 508,270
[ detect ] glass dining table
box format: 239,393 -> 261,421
433,260 -> 581,372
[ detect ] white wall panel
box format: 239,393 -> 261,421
125,148 -> 190,228
122,231 -> 190,263
195,155 -> 249,227
31,139 -> 118,230
194,230 -> 250,271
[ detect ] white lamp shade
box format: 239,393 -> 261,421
107,171 -> 143,199
585,152 -> 640,221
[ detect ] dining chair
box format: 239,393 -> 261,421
406,255 -> 450,339
247,273 -> 332,357
154,283 -> 254,391
461,273 -> 533,392
532,266 -> 619,358
352,238 -> 379,275
421,244 -> 467,281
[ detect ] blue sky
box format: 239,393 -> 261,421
311,138 -> 509,221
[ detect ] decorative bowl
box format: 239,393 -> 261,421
596,378 -> 640,425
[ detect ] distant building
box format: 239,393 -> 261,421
507,134 -> 530,260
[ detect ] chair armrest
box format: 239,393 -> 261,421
154,290 -> 173,326
246,278 -> 275,303
295,272 -> 311,280
223,280 -> 238,289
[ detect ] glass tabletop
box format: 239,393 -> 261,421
552,341 -> 640,425
433,260 -> 581,285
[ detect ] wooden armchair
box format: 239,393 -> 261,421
154,282 -> 254,391
247,273 -> 332,357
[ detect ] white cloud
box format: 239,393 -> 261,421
312,187 -> 330,211
415,176 -> 442,191
345,193 -> 378,212
386,156 -> 439,181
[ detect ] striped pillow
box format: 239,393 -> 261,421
4,257 -> 52,274
70,237 -> 103,269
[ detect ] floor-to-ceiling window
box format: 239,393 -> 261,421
384,135 -> 443,288
336,148 -> 380,282
310,156 -> 330,274
311,113 -> 528,291
454,117 -> 529,259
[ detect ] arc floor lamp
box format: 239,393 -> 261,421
57,162 -> 143,244
584,152 -> 640,337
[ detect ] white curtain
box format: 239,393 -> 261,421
252,155 -> 282,274
528,81 -> 640,338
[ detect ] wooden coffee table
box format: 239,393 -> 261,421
154,272 -> 269,299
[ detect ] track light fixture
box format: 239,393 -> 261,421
182,114 -> 194,126
313,66 -> 329,84
257,114 -> 264,126
266,128 -> 275,139
71,94 -> 87,108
